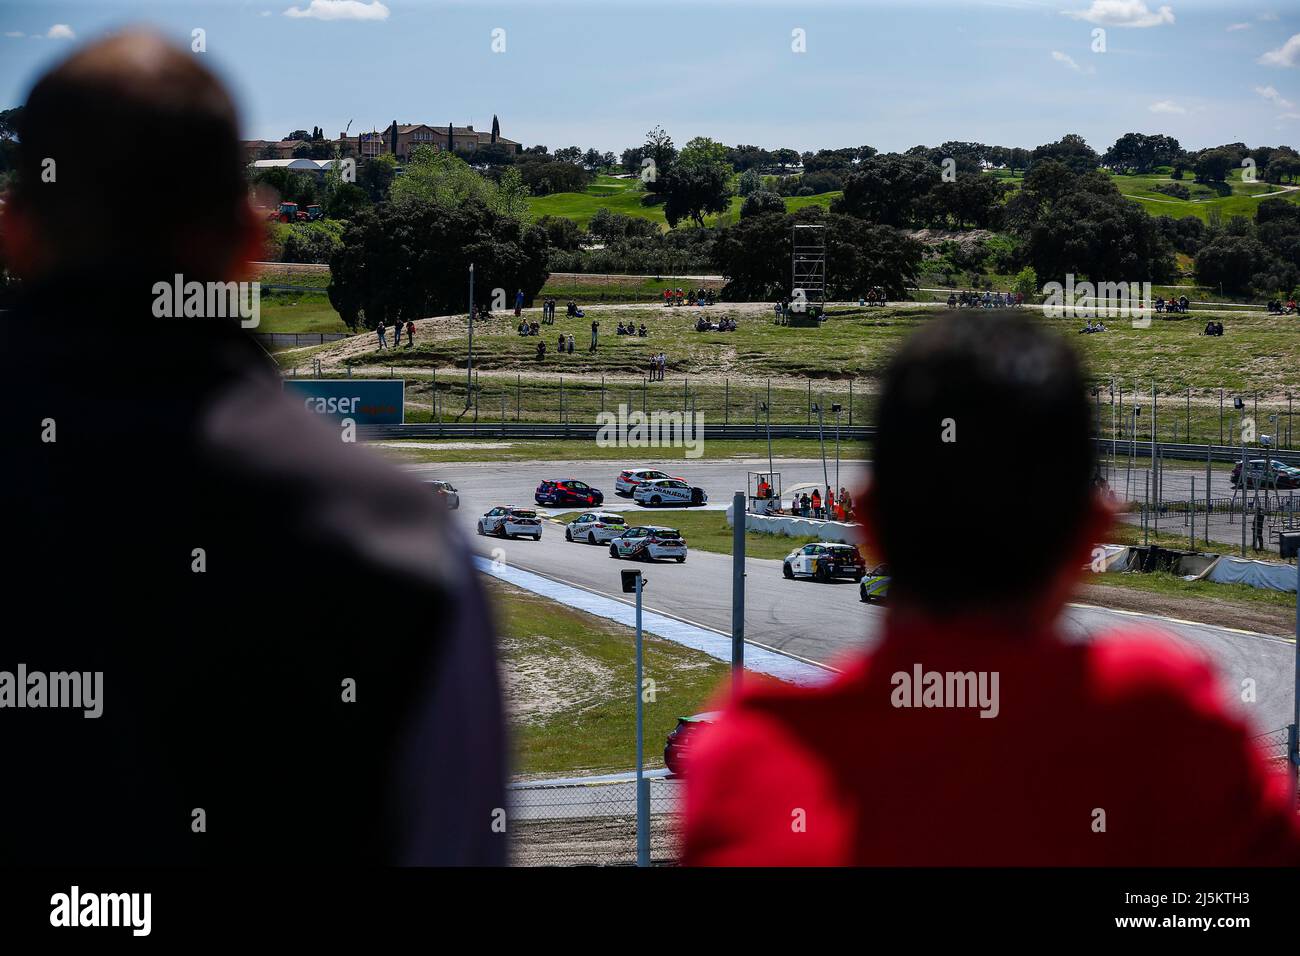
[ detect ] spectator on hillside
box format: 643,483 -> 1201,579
589,319 -> 599,352
810,488 -> 822,518
638,323 -> 648,337
947,293 -> 957,309
376,323 -> 387,349
406,320 -> 415,347
799,492 -> 811,517
514,289 -> 524,316
536,340 -> 546,361
567,335 -> 575,354
684,311 -> 1300,866
0,30 -> 504,866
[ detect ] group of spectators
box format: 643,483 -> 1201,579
1077,320 -> 1108,334
1202,320 -> 1226,336
790,486 -> 853,521
1266,298 -> 1297,314
950,290 -> 1024,309
695,316 -> 738,332
1155,295 -> 1190,313
860,288 -> 887,306
664,287 -> 715,307
376,320 -> 416,350
517,320 -> 543,336
617,321 -> 648,337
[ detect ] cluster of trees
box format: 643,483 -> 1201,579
328,149 -> 550,330
1193,200 -> 1300,296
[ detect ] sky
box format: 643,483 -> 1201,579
0,0 -> 1297,156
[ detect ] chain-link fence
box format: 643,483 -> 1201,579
508,774 -> 684,866
1252,727 -> 1300,810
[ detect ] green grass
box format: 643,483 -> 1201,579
491,579 -> 728,775
554,508 -> 839,562
1089,567 -> 1297,612
371,438 -> 847,464
255,270 -> 348,334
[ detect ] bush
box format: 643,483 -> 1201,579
279,220 -> 345,264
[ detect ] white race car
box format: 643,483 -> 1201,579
781,542 -> 866,582
477,506 -> 543,540
422,479 -> 460,510
608,526 -> 687,562
564,511 -> 629,544
632,478 -> 707,507
615,468 -> 682,497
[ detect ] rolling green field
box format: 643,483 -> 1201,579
526,174 -> 838,230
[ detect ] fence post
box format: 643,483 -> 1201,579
725,379 -> 729,428
848,378 -> 853,427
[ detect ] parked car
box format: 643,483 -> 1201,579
608,525 -> 688,562
564,511 -> 629,544
1230,459 -> 1300,490
632,478 -> 707,507
535,478 -> 604,507
422,479 -> 459,510
782,542 -> 866,582
664,712 -> 719,777
476,506 -> 543,540
859,564 -> 891,603
615,468 -> 683,497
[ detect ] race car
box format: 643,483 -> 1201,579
782,542 -> 866,582
632,478 -> 707,507
859,564 -> 891,603
564,511 -> 629,544
1230,459 -> 1300,490
608,525 -> 687,562
422,479 -> 459,510
534,478 -> 604,507
615,468 -> 684,497
476,506 -> 543,540
664,712 -> 718,777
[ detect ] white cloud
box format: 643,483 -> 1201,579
260,10 -> 273,16
1226,23 -> 1250,32
1148,99 -> 1186,114
1258,12 -> 1279,21
4,31 -> 24,38
1278,112 -> 1300,121
283,0 -> 389,20
46,24 -> 75,40
1259,33 -> 1300,67
1051,50 -> 1093,73
1255,85 -> 1295,109
1062,1 -> 1174,28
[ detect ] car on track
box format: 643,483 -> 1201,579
608,525 -> 688,562
476,506 -> 543,540
564,511 -> 629,544
534,478 -> 604,507
422,479 -> 460,510
859,564 -> 891,603
1230,459 -> 1300,490
632,478 -> 707,507
615,468 -> 684,497
664,712 -> 719,777
782,542 -> 866,582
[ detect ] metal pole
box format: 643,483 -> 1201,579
1144,472 -> 1150,546
1190,475 -> 1196,551
731,491 -> 746,696
466,263 -> 474,406
816,402 -> 829,494
1242,410 -> 1248,557
1292,558 -> 1299,808
634,572 -> 649,867
834,410 -> 841,493
849,378 -> 853,427
724,379 -> 729,427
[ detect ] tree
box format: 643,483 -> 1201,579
390,145 -> 496,211
328,198 -> 550,330
1103,133 -> 1182,174
359,154 -> 397,204
740,190 -> 786,218
1193,148 -> 1236,183
285,129 -> 310,142
712,208 -> 921,301
491,165 -> 530,220
831,155 -> 933,227
661,162 -> 731,227
736,168 -> 763,196
490,115 -> 500,143
1194,235 -> 1270,294
1030,134 -> 1100,175
641,125 -> 677,191
535,214 -> 582,251
678,136 -> 730,170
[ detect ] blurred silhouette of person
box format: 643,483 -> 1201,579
0,32 -> 505,865
684,311 -> 1300,866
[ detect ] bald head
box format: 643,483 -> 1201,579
9,30 -> 251,280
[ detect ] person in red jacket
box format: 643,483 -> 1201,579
685,311 -> 1300,866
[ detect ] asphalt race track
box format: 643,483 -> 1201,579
403,455 -> 1297,734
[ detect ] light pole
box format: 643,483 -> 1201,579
620,568 -> 650,867
832,403 -> 843,493
813,401 -> 829,499
1236,395 -> 1247,557
760,401 -> 773,496
466,263 -> 475,408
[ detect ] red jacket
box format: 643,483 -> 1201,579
684,619 -> 1300,866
